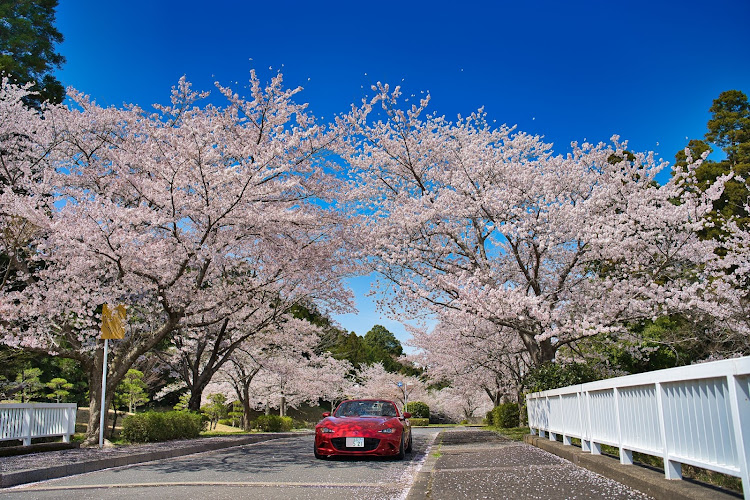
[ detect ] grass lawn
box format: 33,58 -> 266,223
489,426 -> 530,441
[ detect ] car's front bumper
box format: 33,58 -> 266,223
315,431 -> 402,456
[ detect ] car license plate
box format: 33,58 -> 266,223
346,437 -> 364,447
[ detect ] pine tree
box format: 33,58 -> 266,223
0,0 -> 66,108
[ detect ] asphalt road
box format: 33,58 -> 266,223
4,428 -> 440,500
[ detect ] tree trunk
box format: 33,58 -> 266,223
111,403 -> 118,437
521,332 -> 556,366
82,343 -> 123,445
187,389 -> 203,412
280,395 -> 286,417
242,397 -> 252,430
84,354 -> 108,445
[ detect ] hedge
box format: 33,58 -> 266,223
406,401 -> 430,419
408,418 -> 429,427
122,411 -> 203,443
254,415 -> 293,432
490,402 -> 519,428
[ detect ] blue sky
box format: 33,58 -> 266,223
53,0 -> 750,345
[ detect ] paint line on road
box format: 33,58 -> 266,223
432,463 -> 563,473
12,481 -> 407,492
396,430 -> 441,500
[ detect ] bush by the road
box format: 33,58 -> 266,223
254,415 -> 293,432
408,418 -> 429,427
122,411 -> 203,443
490,402 -> 520,428
406,401 -> 430,419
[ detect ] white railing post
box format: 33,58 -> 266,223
21,406 -> 31,446
68,406 -> 77,442
614,388 -> 632,465
727,375 -> 750,495
562,394 -> 572,445
581,391 -> 591,452
655,382 -> 681,479
62,407 -> 70,443
548,395 -> 557,442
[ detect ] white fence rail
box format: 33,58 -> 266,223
0,403 -> 77,445
526,356 -> 750,497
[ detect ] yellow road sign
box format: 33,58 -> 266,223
100,304 -> 126,339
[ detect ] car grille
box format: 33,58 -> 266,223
331,437 -> 380,451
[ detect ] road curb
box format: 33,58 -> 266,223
405,430 -> 443,500
0,432 -> 310,488
523,435 -> 740,500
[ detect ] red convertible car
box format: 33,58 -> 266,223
314,399 -> 413,459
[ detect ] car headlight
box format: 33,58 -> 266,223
320,427 -> 334,434
378,428 -> 395,434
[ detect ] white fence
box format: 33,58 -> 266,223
0,403 -> 77,445
526,356 -> 750,497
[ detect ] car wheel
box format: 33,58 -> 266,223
405,433 -> 413,453
396,434 -> 406,460
314,445 -> 325,459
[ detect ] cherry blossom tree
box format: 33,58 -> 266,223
353,362 -> 426,411
307,353 -> 355,414
0,79 -> 58,295
425,386 -> 493,423
339,84 -> 728,367
0,73 -> 351,443
160,296 -> 350,411
704,208 -> 750,351
408,311 -> 529,407
209,316 -> 352,421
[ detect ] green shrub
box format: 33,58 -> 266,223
524,362 -> 605,393
254,415 -> 293,432
492,402 -> 520,428
218,418 -> 233,426
122,411 -> 202,443
460,419 -> 469,425
406,401 -> 430,419
485,409 -> 495,426
408,418 -> 429,427
293,419 -> 314,430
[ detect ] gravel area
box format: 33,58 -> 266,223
0,434 -> 298,474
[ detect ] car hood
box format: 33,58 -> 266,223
320,416 -> 399,427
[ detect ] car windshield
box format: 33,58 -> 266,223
334,400 -> 399,418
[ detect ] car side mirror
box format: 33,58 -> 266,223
403,412 -> 412,419
322,412 -> 331,417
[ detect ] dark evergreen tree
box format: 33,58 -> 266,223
0,0 -> 65,109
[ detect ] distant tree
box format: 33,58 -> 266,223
228,401 -> 243,428
110,369 -> 149,436
0,0 -> 65,108
14,366 -> 43,402
679,90 -> 750,238
674,139 -> 712,169
705,90 -> 750,166
364,325 -> 403,357
116,369 -> 149,413
332,332 -> 372,368
201,393 -> 228,430
45,377 -> 72,403
173,392 -> 191,411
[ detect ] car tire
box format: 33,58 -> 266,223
405,433 -> 413,453
314,445 -> 325,459
396,434 -> 406,460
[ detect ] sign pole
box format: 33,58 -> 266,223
98,338 -> 109,448
98,303 -> 125,449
